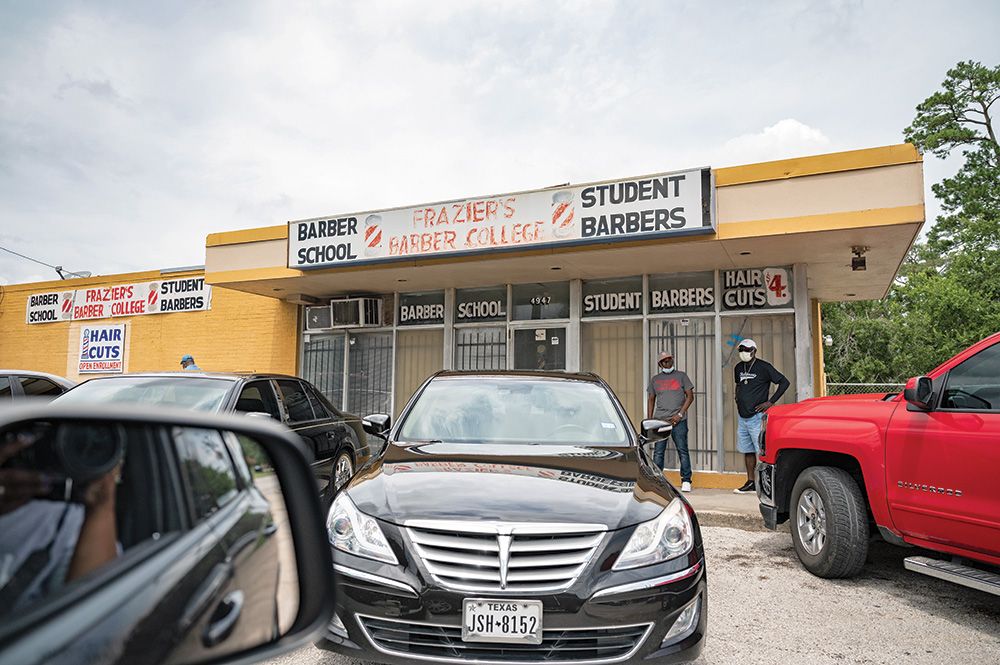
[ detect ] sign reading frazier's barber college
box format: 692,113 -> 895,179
288,167 -> 714,270
26,278 -> 212,324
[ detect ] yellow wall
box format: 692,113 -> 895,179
0,269 -> 300,381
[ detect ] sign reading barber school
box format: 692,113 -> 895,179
288,167 -> 714,270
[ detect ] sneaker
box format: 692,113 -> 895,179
734,480 -> 755,494
681,481 -> 692,493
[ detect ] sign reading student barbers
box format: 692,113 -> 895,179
26,277 -> 212,324
288,167 -> 715,270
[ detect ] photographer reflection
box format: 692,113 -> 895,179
0,425 -> 121,613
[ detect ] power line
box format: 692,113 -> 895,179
0,245 -> 91,279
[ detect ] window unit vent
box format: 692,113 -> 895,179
329,297 -> 383,328
305,305 -> 333,331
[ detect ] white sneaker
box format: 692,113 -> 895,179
681,481 -> 692,493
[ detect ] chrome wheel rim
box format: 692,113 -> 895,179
334,453 -> 354,490
796,488 -> 826,556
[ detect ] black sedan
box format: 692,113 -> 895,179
53,371 -> 375,501
320,370 -> 707,664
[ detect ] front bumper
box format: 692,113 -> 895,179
755,462 -> 779,530
320,558 -> 707,664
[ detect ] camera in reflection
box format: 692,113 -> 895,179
3,421 -> 125,502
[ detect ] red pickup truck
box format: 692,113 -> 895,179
755,332 -> 1000,595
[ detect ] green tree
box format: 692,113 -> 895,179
823,60 -> 1000,385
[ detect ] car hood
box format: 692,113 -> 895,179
346,441 -> 676,531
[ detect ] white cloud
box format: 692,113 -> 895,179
717,119 -> 833,167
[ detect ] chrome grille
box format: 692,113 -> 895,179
359,615 -> 651,663
405,521 -> 606,592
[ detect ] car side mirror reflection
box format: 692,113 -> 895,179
902,376 -> 934,410
640,418 -> 673,443
0,405 -> 334,665
363,413 -> 391,437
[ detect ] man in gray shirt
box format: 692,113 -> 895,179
646,351 -> 695,492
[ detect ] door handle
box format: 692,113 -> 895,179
202,590 -> 245,647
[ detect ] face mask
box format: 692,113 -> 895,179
739,351 -> 753,363
661,366 -> 675,374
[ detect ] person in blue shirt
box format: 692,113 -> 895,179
180,354 -> 201,370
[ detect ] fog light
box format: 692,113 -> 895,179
328,612 -> 347,636
661,595 -> 700,647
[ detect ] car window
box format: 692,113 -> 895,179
18,377 -> 64,397
235,381 -> 282,420
303,384 -> 334,420
276,380 -> 317,423
174,427 -> 240,521
397,377 -> 629,445
0,377 -> 11,400
941,342 -> 1000,411
57,376 -> 233,412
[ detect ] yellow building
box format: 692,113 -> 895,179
2,144 -> 924,487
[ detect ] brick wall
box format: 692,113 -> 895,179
0,269 -> 299,381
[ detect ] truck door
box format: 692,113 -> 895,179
884,341 -> 1000,559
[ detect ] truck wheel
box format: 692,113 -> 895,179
789,466 -> 869,578
333,448 -> 355,492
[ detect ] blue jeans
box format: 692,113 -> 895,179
653,418 -> 690,482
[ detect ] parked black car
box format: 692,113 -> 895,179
53,372 -> 375,502
0,370 -> 76,402
321,370 -> 707,664
0,404 -> 334,665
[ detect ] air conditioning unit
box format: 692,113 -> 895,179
305,305 -> 333,331
330,297 -> 383,328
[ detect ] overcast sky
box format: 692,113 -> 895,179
2,0 -> 998,286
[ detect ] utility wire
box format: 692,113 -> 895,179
0,245 -> 90,279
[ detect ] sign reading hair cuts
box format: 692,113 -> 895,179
288,167 -> 714,270
78,324 -> 126,373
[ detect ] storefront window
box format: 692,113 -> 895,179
395,329 -> 444,416
649,317 -> 716,472
455,326 -> 507,370
456,286 -> 507,323
398,291 -> 445,326
649,271 -> 715,314
582,277 -> 642,318
511,281 -> 569,320
513,328 -> 565,370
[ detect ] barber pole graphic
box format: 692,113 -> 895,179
364,214 -> 383,257
80,329 -> 91,359
147,283 -> 160,312
61,293 -> 74,319
551,191 -> 575,238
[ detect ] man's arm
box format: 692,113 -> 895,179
647,393 -> 656,419
671,389 -> 694,425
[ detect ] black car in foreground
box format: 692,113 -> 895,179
320,370 -> 707,664
53,372 -> 375,501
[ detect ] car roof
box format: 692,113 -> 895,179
427,370 -> 606,383
75,371 -> 304,381
0,370 -> 77,388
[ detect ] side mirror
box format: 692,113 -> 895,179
0,404 -> 334,665
363,413 -> 391,437
902,376 -> 934,410
640,418 -> 673,443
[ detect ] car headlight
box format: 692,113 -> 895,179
327,492 -> 398,564
613,497 -> 694,570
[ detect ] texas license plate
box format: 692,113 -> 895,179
462,598 -> 543,644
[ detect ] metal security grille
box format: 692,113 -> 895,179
347,331 -> 394,416
649,317 -> 716,472
455,326 -> 507,370
302,333 -> 346,408
405,522 -> 605,593
358,615 -> 651,663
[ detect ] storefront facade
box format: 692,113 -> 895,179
3,144 -> 925,485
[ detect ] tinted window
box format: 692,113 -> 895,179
19,377 -> 64,397
0,377 -> 11,400
304,385 -> 333,419
276,380 -> 316,423
941,342 -> 1000,411
57,376 -> 233,412
174,427 -> 240,520
235,381 -> 282,420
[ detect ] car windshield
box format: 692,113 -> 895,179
396,376 -> 629,445
56,376 -> 235,412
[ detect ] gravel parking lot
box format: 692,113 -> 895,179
263,526 -> 1000,665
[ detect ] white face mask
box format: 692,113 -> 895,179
661,366 -> 675,374
739,351 -> 753,363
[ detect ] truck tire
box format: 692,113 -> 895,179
789,466 -> 869,578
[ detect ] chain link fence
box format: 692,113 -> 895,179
825,382 -> 905,396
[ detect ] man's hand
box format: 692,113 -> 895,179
754,400 -> 773,413
668,414 -> 682,425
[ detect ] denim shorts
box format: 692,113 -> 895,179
736,412 -> 764,454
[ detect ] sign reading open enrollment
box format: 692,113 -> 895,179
288,167 -> 714,270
